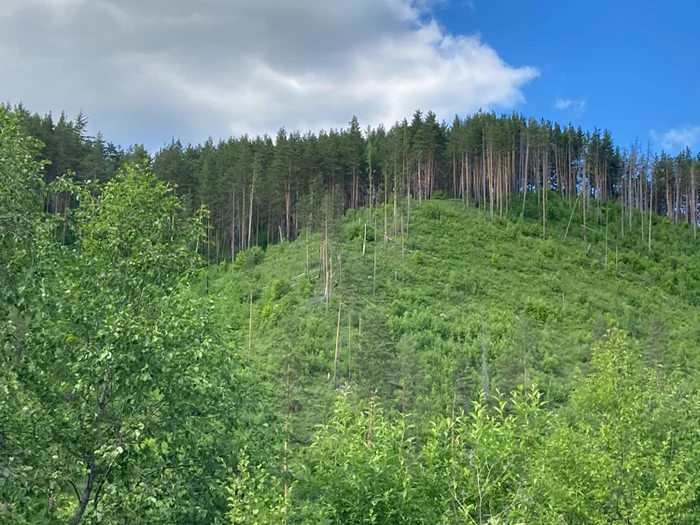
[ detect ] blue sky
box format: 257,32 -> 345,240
437,0 -> 700,152
0,0 -> 698,154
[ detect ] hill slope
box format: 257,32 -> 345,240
207,194 -> 700,440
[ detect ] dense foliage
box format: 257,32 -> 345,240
3,104 -> 700,523
1,108 -> 274,523
234,328 -> 700,524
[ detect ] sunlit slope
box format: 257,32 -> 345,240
206,195 -> 700,436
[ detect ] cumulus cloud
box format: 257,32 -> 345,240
554,98 -> 586,116
650,126 -> 700,153
0,0 -> 538,148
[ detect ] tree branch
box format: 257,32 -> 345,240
93,476 -> 107,510
68,479 -> 81,505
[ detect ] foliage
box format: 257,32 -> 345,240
229,329 -> 700,525
0,105 -> 53,522
227,454 -> 285,525
1,115 -> 266,523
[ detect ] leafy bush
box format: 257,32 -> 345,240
235,246 -> 265,269
524,298 -> 554,324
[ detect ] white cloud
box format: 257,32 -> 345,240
650,126 -> 700,153
0,0 -> 538,149
554,98 -> 586,116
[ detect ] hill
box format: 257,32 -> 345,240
207,194 -> 700,436
205,194 -> 700,524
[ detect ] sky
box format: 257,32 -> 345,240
0,0 -> 698,154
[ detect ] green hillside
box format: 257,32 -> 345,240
206,195 -> 700,524
208,194 -> 700,426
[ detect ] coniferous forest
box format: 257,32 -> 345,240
3,102 -> 700,524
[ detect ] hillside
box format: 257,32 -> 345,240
4,105 -> 700,523
207,194 -> 700,439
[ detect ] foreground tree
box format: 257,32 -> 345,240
0,105 -> 53,521
533,326 -> 700,524
1,140 -> 251,522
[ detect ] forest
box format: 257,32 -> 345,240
7,103 -> 699,259
2,102 -> 700,524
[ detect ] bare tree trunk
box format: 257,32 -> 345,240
368,153 -> 374,215
285,180 -> 291,241
247,180 -> 255,249
629,150 -> 635,230
406,191 -> 411,240
648,173 -> 653,251
61,192 -> 70,245
665,160 -> 672,220
521,139 -> 529,218
333,301 -> 342,387
72,383 -> 109,524
323,219 -> 331,309
417,162 -> 422,203
453,150 -> 457,199
255,205 -> 260,247
384,186 -> 388,245
692,163 -> 697,239
605,206 -> 609,267
373,218 -> 378,296
583,152 -> 587,241
393,156 -> 398,237
362,224 -> 367,257
401,214 -> 405,261
241,187 -> 246,251
620,177 -> 625,237
248,284 -> 253,351
482,134 -> 487,213
464,152 -> 469,206
481,317 -> 489,397
231,186 -> 236,263
675,176 -> 681,226
564,196 -> 580,240
641,163 -> 645,243
543,149 -> 548,239
488,140 -> 494,220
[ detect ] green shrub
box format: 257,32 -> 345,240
525,298 -> 554,325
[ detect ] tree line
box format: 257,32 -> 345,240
6,103 -> 699,261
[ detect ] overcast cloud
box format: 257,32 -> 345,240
0,0 -> 538,148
